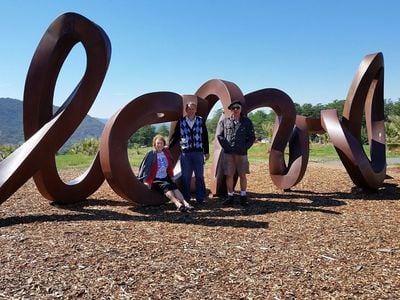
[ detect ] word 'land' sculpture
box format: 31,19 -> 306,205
0,12 -> 386,207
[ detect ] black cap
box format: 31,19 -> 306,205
227,101 -> 243,110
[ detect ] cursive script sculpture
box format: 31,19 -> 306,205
0,13 -> 386,206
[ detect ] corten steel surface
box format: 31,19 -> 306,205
0,13 -> 110,204
244,88 -> 309,190
195,79 -> 246,196
100,92 -> 184,205
320,53 -> 386,190
0,12 -> 388,206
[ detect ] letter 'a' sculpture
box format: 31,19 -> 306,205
0,12 -> 387,207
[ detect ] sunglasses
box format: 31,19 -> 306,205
230,106 -> 241,110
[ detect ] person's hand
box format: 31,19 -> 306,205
204,154 -> 210,161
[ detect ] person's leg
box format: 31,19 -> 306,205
192,152 -> 206,203
237,155 -> 250,206
238,174 -> 249,205
226,175 -> 234,193
180,152 -> 193,201
223,175 -> 235,205
165,190 -> 184,210
172,189 -> 194,210
239,174 -> 247,192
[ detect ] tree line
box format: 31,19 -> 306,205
206,99 -> 400,145
1,98 -> 399,160
129,98 -> 400,147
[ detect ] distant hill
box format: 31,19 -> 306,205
0,98 -> 105,153
96,117 -> 109,124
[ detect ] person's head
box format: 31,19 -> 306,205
185,102 -> 197,119
152,134 -> 166,152
228,101 -> 242,118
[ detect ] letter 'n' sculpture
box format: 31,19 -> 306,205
0,12 -> 387,207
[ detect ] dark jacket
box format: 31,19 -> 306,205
169,116 -> 209,154
216,115 -> 255,155
137,149 -> 174,185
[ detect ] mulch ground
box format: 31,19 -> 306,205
0,163 -> 399,299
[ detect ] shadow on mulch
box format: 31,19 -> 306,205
284,182 -> 400,201
1,182 -> 398,229
0,195 -> 338,229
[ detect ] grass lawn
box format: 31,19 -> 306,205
55,148 -> 153,170
55,143 -> 399,169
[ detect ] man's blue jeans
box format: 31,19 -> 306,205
180,151 -> 206,202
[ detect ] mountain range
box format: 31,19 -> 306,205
0,98 -> 106,153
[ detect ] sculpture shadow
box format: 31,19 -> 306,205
287,182 -> 400,201
1,182 -> 398,229
128,189 -> 347,226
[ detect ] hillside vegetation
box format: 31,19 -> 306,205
0,98 -> 105,152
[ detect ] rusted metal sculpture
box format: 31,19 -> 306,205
100,92 -> 183,205
320,53 -> 386,190
0,13 -> 110,204
195,79 -> 246,195
0,12 -> 388,207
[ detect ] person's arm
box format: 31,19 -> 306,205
201,119 -> 209,155
216,119 -> 232,152
138,151 -> 152,182
138,150 -> 157,186
245,119 -> 256,150
168,120 -> 181,149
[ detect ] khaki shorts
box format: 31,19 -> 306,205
223,153 -> 250,176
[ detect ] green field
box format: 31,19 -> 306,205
55,143 -> 399,169
55,148 -> 151,169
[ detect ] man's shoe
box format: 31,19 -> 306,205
223,195 -> 234,206
240,195 -> 249,207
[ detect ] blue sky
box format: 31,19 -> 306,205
1,0 -> 399,118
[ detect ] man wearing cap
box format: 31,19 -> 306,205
169,102 -> 210,204
216,100 -> 255,206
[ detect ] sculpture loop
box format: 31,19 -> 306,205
0,13 -> 111,204
100,92 -> 183,205
321,53 -> 386,189
195,79 -> 246,195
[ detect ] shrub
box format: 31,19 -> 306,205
67,138 -> 99,156
0,144 -> 19,161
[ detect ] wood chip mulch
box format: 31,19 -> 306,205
0,163 -> 399,299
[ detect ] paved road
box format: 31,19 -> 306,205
314,157 -> 400,166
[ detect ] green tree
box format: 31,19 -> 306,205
248,110 -> 269,139
206,108 -> 223,141
261,122 -> 274,141
155,124 -> 169,137
300,103 -> 315,117
0,144 -> 18,161
324,99 -> 345,118
384,98 -> 400,120
129,125 -> 156,147
386,115 -> 400,143
294,103 -> 302,115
